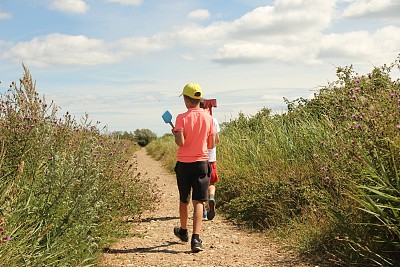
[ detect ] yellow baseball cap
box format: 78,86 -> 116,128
179,83 -> 203,99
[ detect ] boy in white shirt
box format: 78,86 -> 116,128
200,100 -> 220,220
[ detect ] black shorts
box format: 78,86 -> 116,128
175,161 -> 211,203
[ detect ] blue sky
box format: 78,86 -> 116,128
1,0 -> 400,136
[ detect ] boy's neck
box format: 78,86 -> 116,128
185,103 -> 200,109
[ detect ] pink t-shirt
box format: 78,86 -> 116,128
174,107 -> 215,163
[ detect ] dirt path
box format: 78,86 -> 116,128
100,148 -> 313,267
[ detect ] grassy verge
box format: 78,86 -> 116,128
0,66 -> 157,266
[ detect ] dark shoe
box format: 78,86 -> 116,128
191,238 -> 204,252
174,226 -> 188,242
207,199 -> 215,220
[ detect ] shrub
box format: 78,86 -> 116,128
217,56 -> 400,266
0,66 -> 156,266
133,128 -> 157,147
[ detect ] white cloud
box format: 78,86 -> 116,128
231,0 -> 336,38
0,1 -> 339,67
116,36 -> 169,55
213,42 -> 309,64
173,0 -> 336,64
49,0 -> 89,14
342,0 -> 400,19
318,26 -> 400,64
1,33 -> 170,67
3,0 -> 398,70
104,0 -> 143,6
188,9 -> 211,21
2,34 -> 116,67
0,5 -> 12,19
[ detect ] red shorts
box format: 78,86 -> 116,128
209,161 -> 219,185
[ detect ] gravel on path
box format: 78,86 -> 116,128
100,148 -> 314,267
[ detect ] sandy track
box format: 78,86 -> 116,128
100,148 -> 313,267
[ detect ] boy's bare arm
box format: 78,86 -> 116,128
215,133 -> 220,145
173,130 -> 185,147
207,134 -> 215,149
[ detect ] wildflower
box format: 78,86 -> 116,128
355,87 -> 360,92
355,78 -> 360,83
390,93 -> 394,98
0,235 -> 10,243
397,125 -> 400,130
334,153 -> 339,158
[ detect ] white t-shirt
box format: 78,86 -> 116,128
208,117 -> 220,162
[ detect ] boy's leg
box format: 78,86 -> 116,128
191,200 -> 205,252
180,200 -> 190,230
208,184 -> 216,198
207,162 -> 218,220
192,200 -> 203,234
190,161 -> 210,251
174,162 -> 191,242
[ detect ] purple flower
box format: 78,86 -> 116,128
355,78 -> 360,83
355,87 -> 360,92
390,94 -> 394,98
334,153 -> 339,157
5,236 -> 10,241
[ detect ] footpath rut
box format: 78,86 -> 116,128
100,148 -> 313,267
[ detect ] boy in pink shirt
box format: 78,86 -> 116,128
172,83 -> 215,252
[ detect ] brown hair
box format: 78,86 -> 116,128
184,95 -> 201,106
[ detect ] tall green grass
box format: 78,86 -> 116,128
147,56 -> 400,266
218,58 -> 400,266
0,66 -> 156,266
146,133 -> 177,173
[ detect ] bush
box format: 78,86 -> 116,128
0,66 -> 157,266
216,56 -> 400,266
133,128 -> 157,147
112,131 -> 136,142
